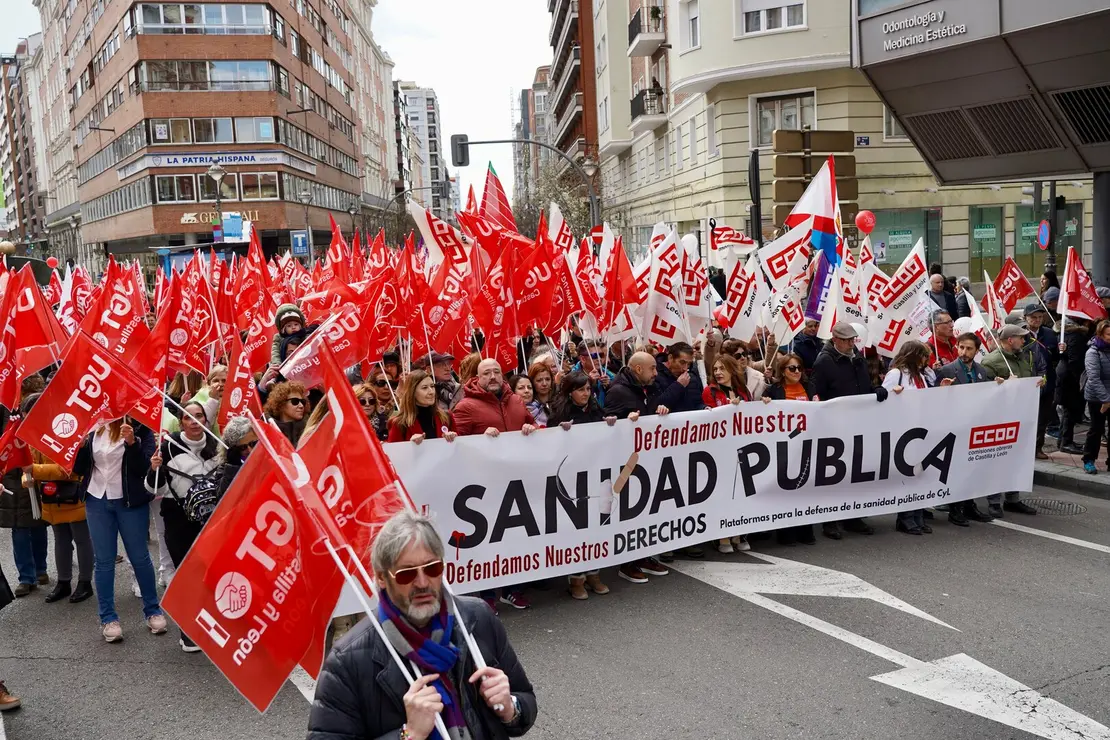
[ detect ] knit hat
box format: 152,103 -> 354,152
221,415 -> 254,448
275,303 -> 306,331
1043,287 -> 1060,303
279,329 -> 308,361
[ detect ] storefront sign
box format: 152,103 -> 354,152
881,10 -> 968,52
887,229 -> 914,247
1021,222 -> 1038,239
181,209 -> 261,225
858,0 -> 999,66
118,151 -> 316,179
973,225 -> 997,241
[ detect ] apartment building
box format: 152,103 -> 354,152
0,36 -> 47,253
512,65 -> 553,205
548,0 -> 599,179
396,81 -> 451,220
349,0 -> 395,224
600,0 -> 1094,278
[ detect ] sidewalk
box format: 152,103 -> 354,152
1034,423 -> 1110,500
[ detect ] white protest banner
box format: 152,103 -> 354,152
384,380 -> 1037,594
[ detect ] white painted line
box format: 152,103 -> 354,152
289,667 -> 317,703
0,709 -> 6,740
991,520 -> 1110,555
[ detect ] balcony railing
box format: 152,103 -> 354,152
549,0 -> 579,47
555,91 -> 583,143
139,79 -> 276,93
628,4 -> 665,56
631,88 -> 666,121
551,45 -> 581,109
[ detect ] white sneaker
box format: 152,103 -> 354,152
158,570 -> 175,588
733,536 -> 752,552
717,541 -> 735,554
146,614 -> 168,635
102,621 -> 123,643
132,581 -> 142,598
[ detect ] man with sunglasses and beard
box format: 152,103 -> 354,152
308,511 -> 537,740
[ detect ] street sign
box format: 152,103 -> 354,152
1037,220 -> 1051,251
290,230 -> 309,257
772,130 -> 856,153
856,135 -> 870,146
773,154 -> 856,179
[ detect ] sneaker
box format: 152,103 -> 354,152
657,551 -> 675,563
179,635 -> 202,653
567,577 -> 588,600
0,682 -> 21,712
146,614 -> 168,634
37,573 -> 50,586
618,564 -> 649,584
584,573 -> 609,595
499,592 -> 531,610
13,583 -> 34,598
717,539 -> 735,554
1084,460 -> 1098,474
639,557 -> 669,576
734,536 -> 752,552
102,621 -> 123,643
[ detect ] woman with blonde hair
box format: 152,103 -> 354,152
387,371 -> 457,443
190,365 -> 228,431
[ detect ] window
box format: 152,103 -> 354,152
599,96 -> 609,133
199,174 -> 238,201
155,174 -> 196,202
706,104 -> 719,157
193,117 -> 234,143
739,2 -> 805,35
884,106 -> 907,140
675,123 -> 684,170
137,3 -> 271,34
664,129 -> 673,172
149,117 -> 192,143
689,116 -> 698,164
683,0 -> 700,49
139,60 -> 271,91
535,92 -> 546,114
754,91 -> 814,147
273,12 -> 285,42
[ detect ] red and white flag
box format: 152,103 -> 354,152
982,256 -> 1035,315
0,417 -> 32,475
641,227 -> 689,345
1058,246 -> 1108,322
218,332 -> 263,430
758,217 -> 812,291
280,303 -> 371,388
479,163 -> 517,234
709,223 -> 755,251
719,251 -> 769,343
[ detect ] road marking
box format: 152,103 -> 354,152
991,520 -> 1110,555
0,709 -> 6,740
673,557 -> 1110,740
289,667 -> 317,703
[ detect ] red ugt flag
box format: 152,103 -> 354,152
218,331 -> 264,431
0,418 -> 33,475
981,255 -> 1035,314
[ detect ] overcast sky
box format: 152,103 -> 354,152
2,0 -> 552,202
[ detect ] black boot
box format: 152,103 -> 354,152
45,581 -> 71,603
69,580 -> 94,603
947,503 -> 970,527
822,522 -> 842,540
965,501 -> 994,522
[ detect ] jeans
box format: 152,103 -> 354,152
53,521 -> 94,582
85,495 -> 162,624
11,527 -> 49,585
897,509 -> 924,530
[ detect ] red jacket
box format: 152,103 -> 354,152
452,378 -> 536,436
702,382 -> 752,408
386,413 -> 456,442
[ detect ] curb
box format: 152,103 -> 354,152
1033,468 -> 1110,501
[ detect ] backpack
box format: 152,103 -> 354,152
179,465 -> 225,524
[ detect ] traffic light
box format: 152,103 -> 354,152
771,129 -> 856,227
450,134 -> 470,168
1054,195 -> 1068,237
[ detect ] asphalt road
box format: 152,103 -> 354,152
2,485 -> 1108,740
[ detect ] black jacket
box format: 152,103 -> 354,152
603,367 -> 665,419
548,397 -> 605,426
954,291 -> 972,319
927,290 -> 959,321
792,333 -> 823,370
73,424 -> 156,509
652,354 -> 706,413
1056,326 -> 1089,409
763,381 -> 817,401
307,596 -> 537,740
811,344 -> 888,402
1026,324 -> 1059,399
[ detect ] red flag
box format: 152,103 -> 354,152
414,250 -> 472,356
78,258 -> 151,365
544,241 -> 584,336
235,232 -> 270,332
213,256 -> 237,355
218,332 -> 264,430
465,183 -> 477,215
479,163 -> 516,233
981,256 -> 1036,314
572,242 -> 602,320
16,332 -> 160,472
456,211 -> 504,270
130,261 -> 151,317
0,417 -> 33,475
71,267 -> 94,321
512,238 -> 557,331
709,224 -> 755,251
600,237 -> 641,332
44,269 -> 63,306
243,290 -> 278,373
181,255 -> 218,373
6,265 -> 68,382
160,426 -> 343,712
321,214 -> 351,286
1059,246 -> 1108,322
280,303 -> 371,388
294,345 -> 408,677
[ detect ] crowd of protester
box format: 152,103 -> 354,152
0,265 -> 1083,717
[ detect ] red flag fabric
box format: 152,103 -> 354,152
479,163 -> 517,233
981,256 -> 1036,314
218,332 -> 264,430
160,426 -> 342,712
213,256 -> 237,355
181,255 -> 218,373
45,269 -> 63,306
243,290 -> 278,373
294,345 -> 409,677
600,237 -> 641,332
321,214 -> 351,287
235,232 -> 270,332
710,225 -> 755,251
413,251 -> 472,356
456,211 -> 504,270
71,267 -> 94,321
16,332 -> 159,472
544,244 -> 583,337
512,238 -> 556,331
280,303 -> 371,388
0,417 -> 33,475
465,183 -> 477,215
78,258 -> 151,365
1059,246 -> 1108,322
7,265 -> 68,382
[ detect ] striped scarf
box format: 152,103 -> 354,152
378,592 -> 472,740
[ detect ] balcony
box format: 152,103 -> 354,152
551,46 -> 581,112
628,5 -> 665,57
557,136 -> 587,176
555,92 -> 583,145
549,0 -> 579,48
629,89 -> 667,135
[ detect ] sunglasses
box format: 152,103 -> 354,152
287,397 -> 306,407
359,397 -> 376,407
240,441 -> 257,452
374,379 -> 398,388
389,559 -> 445,585
735,351 -> 750,358
785,365 -> 802,372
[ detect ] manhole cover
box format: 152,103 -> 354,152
1023,498 -> 1087,516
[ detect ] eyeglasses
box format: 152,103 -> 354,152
785,365 -> 802,372
287,398 -> 306,407
735,351 -> 750,358
374,379 -> 398,388
359,397 -> 376,407
388,559 -> 445,585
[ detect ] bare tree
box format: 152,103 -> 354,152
512,161 -> 600,240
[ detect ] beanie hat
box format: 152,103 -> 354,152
275,303 -> 306,331
221,415 -> 253,448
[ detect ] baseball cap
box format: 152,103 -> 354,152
1023,303 -> 1047,317
999,324 -> 1031,340
1043,286 -> 1061,303
415,351 -> 455,367
831,322 -> 857,339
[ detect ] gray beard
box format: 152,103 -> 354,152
488,385 -> 503,398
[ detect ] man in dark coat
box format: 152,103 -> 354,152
926,274 -> 960,320
604,352 -> 668,420
307,511 -> 536,740
1023,303 -> 1059,459
792,320 -> 824,369
809,322 -> 889,539
652,341 -> 706,414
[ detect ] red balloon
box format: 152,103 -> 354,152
46,256 -> 59,269
855,210 -> 876,235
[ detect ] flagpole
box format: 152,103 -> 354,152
377,361 -> 400,409
160,390 -> 228,449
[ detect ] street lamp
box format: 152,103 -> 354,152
347,200 -> 359,236
207,162 -> 227,242
298,188 -> 314,259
